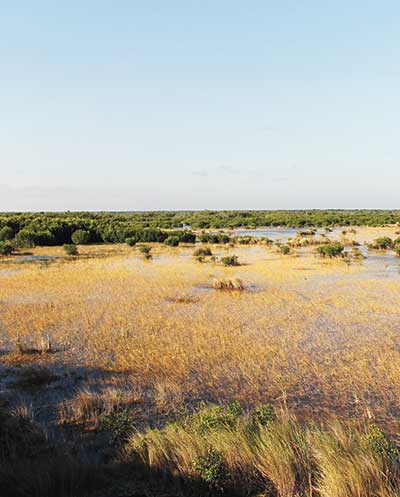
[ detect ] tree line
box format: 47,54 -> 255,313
0,210 -> 399,247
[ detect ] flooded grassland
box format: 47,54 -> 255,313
1,226 -> 400,432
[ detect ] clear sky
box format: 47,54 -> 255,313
1,1 -> 399,211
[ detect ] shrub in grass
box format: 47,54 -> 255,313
63,244 -> 78,256
351,247 -> 365,260
71,229 -> 91,245
0,241 -> 13,256
252,403 -> 275,426
212,278 -> 244,291
298,229 -> 316,236
279,244 -> 291,255
125,237 -> 137,246
220,255 -> 240,266
193,448 -> 230,492
139,245 -> 152,255
317,242 -> 344,258
193,247 -> 212,257
190,402 -> 243,435
99,408 -> 135,444
164,236 -> 180,247
369,237 -> 394,250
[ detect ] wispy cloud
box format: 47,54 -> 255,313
192,169 -> 209,177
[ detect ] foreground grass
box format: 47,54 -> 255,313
3,400 -> 400,497
124,403 -> 400,497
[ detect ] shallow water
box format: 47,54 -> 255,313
232,227 -> 343,240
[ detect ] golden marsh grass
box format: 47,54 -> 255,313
1,229 -> 400,431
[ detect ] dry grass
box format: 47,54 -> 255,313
59,385 -> 140,427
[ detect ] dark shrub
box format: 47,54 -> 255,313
63,244 -> 78,256
125,237 -> 137,247
0,241 -> 13,256
177,231 -> 196,244
200,233 -> 231,244
139,245 -> 152,255
164,236 -> 180,247
369,237 -> 393,250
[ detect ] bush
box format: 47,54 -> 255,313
190,402 -> 243,435
193,448 -> 230,492
220,255 -> 240,266
71,229 -> 91,245
13,229 -> 36,248
125,237 -> 137,247
200,233 -> 231,244
139,245 -> 152,255
252,403 -> 275,426
0,241 -> 13,256
0,226 -> 14,241
369,237 -> 394,250
164,236 -> 180,247
317,242 -> 345,258
279,244 -> 291,255
99,409 -> 135,444
63,244 -> 78,256
193,247 -> 212,257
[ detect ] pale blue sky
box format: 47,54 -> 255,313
1,1 -> 399,211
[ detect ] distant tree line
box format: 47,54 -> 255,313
0,210 -> 399,247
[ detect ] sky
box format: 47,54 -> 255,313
1,1 -> 399,211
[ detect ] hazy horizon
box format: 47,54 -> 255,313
2,2 -> 399,211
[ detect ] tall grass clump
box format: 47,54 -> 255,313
212,278 -> 244,291
312,420 -> 399,497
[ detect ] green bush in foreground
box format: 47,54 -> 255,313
63,244 -> 78,256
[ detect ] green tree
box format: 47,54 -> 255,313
71,229 -> 91,245
0,226 -> 14,241
0,241 -> 13,256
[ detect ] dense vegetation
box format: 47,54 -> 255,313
0,210 -> 400,247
